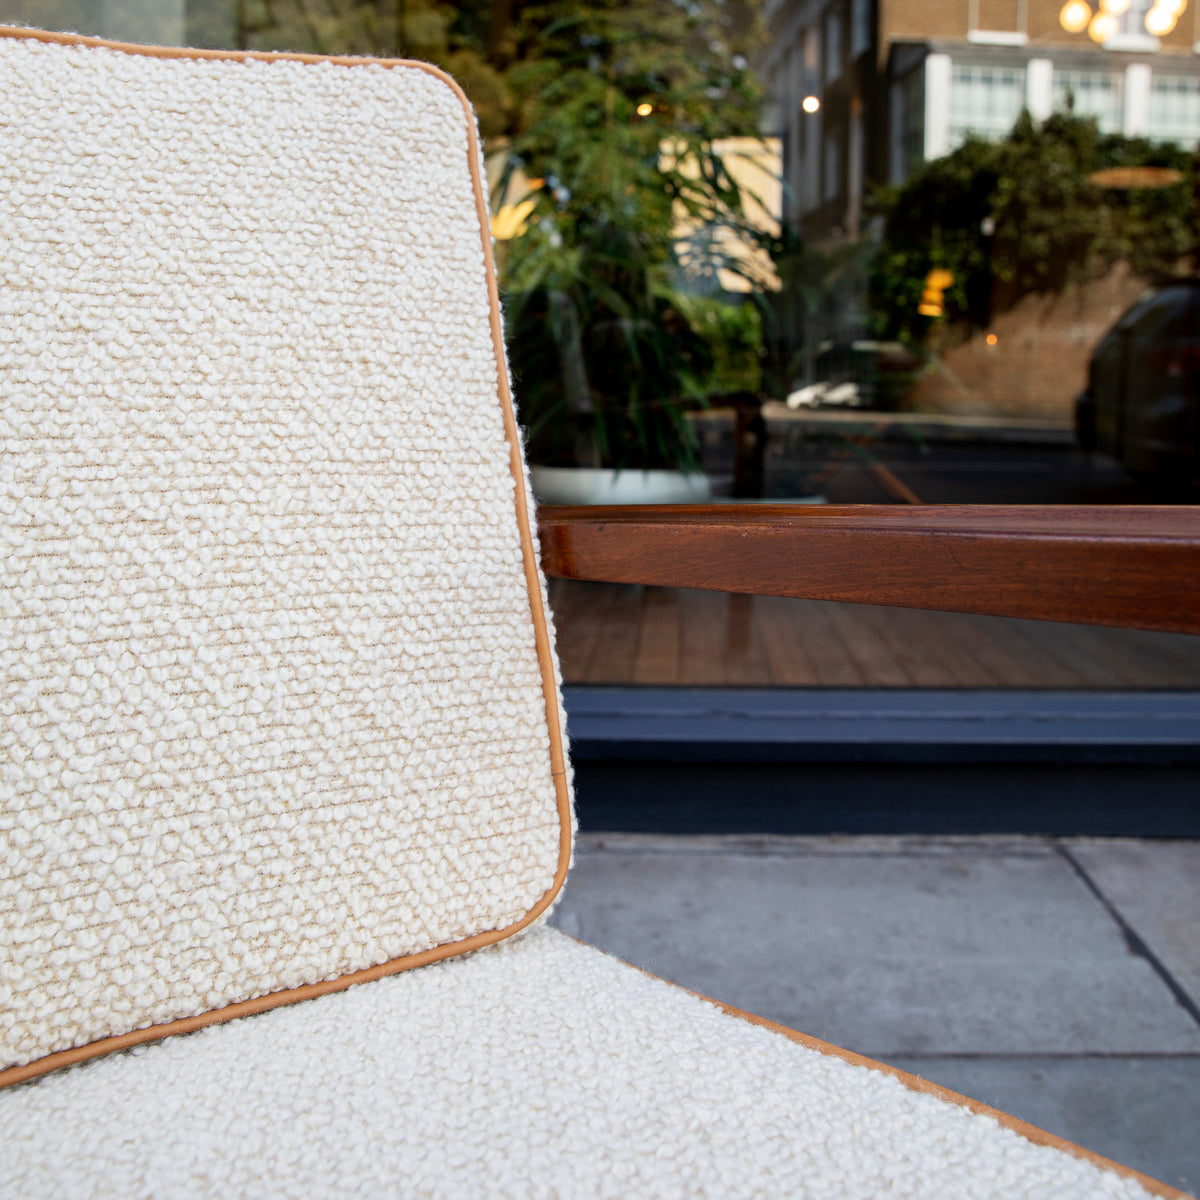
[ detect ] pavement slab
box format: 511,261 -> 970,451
550,834 -> 1200,1056
1065,838 -> 1200,1012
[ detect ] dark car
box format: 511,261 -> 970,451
1075,279 -> 1200,486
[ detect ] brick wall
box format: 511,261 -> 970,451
880,0 -> 967,48
978,0 -> 1023,33
904,263 -> 1152,420
882,0 -> 1197,55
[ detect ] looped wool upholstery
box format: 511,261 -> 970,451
0,927 -> 1163,1200
0,31 -> 568,1078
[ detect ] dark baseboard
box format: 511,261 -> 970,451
572,761 -> 1200,836
563,688 -> 1200,836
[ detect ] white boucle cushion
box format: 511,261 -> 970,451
0,31 -> 567,1079
0,927 -> 1158,1200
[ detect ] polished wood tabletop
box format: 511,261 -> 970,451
537,505 -> 1200,635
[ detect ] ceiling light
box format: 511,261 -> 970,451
1145,4 -> 1179,33
1059,0 -> 1093,32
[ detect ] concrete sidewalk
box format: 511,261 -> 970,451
549,834 -> 1200,1195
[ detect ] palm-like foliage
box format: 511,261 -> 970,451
497,0 -> 764,469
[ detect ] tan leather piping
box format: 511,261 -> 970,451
709,994 -> 1191,1199
0,25 -> 572,1091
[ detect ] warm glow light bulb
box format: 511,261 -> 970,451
1100,0 -> 1131,13
1059,0 -> 1093,32
1145,4 -> 1178,33
636,102 -> 654,116
1088,10 -> 1119,38
802,95 -> 821,113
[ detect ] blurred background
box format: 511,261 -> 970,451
11,0 -> 1200,698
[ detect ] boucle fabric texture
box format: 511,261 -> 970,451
0,927 -> 1159,1200
0,32 -> 567,1076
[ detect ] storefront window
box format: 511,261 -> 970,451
6,0 -> 1199,691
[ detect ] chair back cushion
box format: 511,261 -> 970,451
0,29 -> 570,1086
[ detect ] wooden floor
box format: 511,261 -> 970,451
547,579 -> 1200,688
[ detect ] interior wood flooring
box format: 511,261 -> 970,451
547,579 -> 1200,689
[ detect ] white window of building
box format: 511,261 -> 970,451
1054,69 -> 1123,134
1149,75 -> 1200,147
850,0 -> 871,59
1103,0 -> 1158,49
1120,0 -> 1155,35
948,63 -> 1027,146
925,54 -> 953,159
824,4 -> 843,84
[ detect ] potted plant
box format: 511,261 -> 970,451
500,200 -> 718,502
492,0 -> 764,503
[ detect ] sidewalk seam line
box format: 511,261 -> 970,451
1056,842 -> 1200,1030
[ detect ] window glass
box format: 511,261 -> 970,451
804,23 -> 822,83
898,68 -> 926,180
1122,286 -> 1195,338
1150,76 -> 1200,147
850,0 -> 870,59
1,0 -> 190,44
1119,0 -> 1155,36
1053,69 -> 1123,132
4,0 -> 1200,695
949,64 -> 1027,145
823,129 -> 842,203
824,3 -> 842,83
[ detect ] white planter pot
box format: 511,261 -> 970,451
530,466 -> 713,506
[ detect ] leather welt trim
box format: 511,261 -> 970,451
714,998 -> 1190,1200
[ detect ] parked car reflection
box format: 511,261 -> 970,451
1076,279 -> 1200,489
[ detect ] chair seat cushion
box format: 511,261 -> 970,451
0,926 -> 1156,1199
